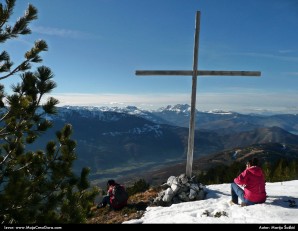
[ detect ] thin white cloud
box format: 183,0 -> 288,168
285,72 -> 298,76
47,93 -> 189,109
278,49 -> 295,54
201,49 -> 298,64
240,52 -> 298,63
32,26 -> 97,39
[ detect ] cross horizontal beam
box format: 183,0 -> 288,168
136,70 -> 261,76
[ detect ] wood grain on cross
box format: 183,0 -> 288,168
135,11 -> 261,178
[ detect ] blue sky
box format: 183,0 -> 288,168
3,0 -> 298,114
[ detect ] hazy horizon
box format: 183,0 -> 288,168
48,94 -> 298,115
49,92 -> 298,115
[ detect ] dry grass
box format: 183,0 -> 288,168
87,188 -> 159,224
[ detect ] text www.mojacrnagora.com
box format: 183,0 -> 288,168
4,226 -> 62,230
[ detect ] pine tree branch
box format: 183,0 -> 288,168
0,60 -> 29,80
13,161 -> 32,172
0,0 -> 15,29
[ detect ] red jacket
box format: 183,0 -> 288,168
107,183 -> 128,209
234,166 -> 266,203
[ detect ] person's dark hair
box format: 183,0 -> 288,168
248,157 -> 259,166
107,179 -> 115,186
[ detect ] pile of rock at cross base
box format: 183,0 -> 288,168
152,173 -> 207,207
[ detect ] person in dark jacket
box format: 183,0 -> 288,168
97,179 -> 128,210
230,157 -> 266,206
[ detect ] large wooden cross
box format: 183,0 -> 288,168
135,11 -> 261,178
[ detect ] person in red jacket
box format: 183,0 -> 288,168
231,157 -> 266,206
97,179 -> 128,210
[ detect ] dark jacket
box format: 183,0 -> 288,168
107,183 -> 128,209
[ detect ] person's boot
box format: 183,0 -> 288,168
97,203 -> 105,209
240,202 -> 247,207
229,200 -> 238,205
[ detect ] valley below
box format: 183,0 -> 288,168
30,104 -> 298,188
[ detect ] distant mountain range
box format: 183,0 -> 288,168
31,104 -> 298,185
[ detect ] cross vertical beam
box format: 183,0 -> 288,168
135,11 -> 261,179
186,11 -> 200,178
